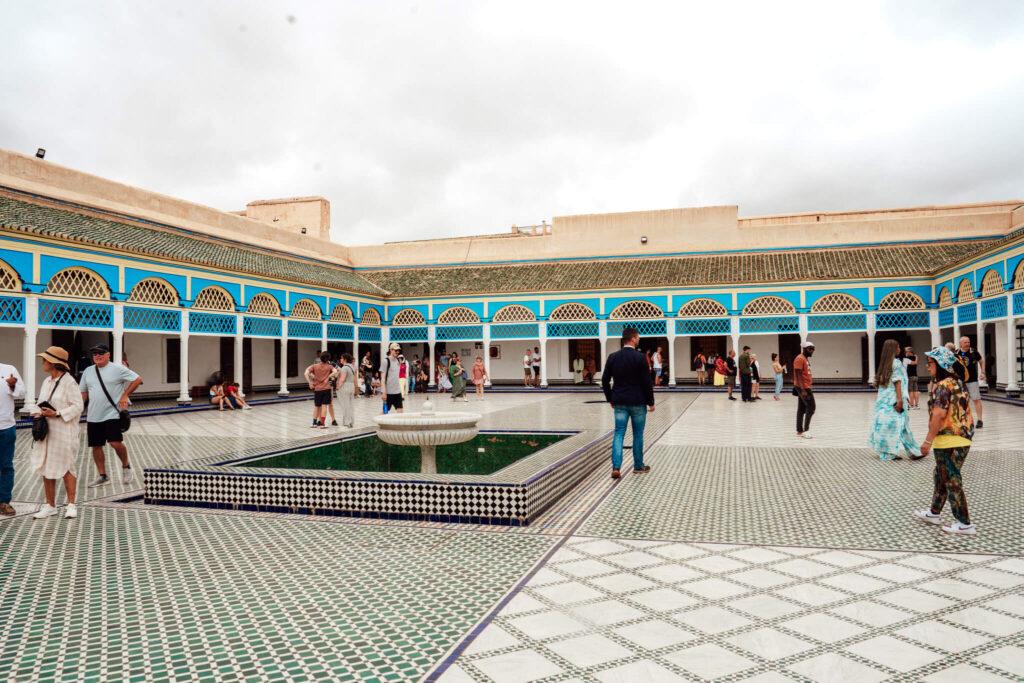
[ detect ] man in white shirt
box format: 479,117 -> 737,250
1,362 -> 27,515
523,349 -> 533,388
532,347 -> 541,388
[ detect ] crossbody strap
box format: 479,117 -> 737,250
93,366 -> 120,411
46,373 -> 64,403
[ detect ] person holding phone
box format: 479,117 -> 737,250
30,347 -> 84,519
868,339 -> 922,461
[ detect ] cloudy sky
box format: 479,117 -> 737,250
2,1 -> 1023,244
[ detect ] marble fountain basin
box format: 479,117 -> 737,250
372,400 -> 481,474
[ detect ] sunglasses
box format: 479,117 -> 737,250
91,351 -> 108,357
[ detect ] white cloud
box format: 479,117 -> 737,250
1,0 -> 1022,245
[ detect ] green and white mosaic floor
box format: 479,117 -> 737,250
2,393 -> 1022,682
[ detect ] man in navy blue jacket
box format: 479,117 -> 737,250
602,327 -> 656,479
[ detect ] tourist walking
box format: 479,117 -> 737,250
793,341 -> 815,438
409,355 -> 419,394
954,336 -> 985,428
398,354 -> 409,399
305,352 -> 340,428
80,344 -> 141,487
771,353 -> 786,401
472,356 -> 488,397
738,346 -> 753,402
449,353 -> 468,402
694,351 -> 706,385
915,346 -> 977,534
750,353 -> 761,400
532,347 -> 541,387
523,348 -> 533,388
380,343 -> 405,413
30,347 -> 83,520
868,339 -> 921,461
903,346 -> 920,409
360,352 -> 374,397
0,359 -> 26,516
602,327 -> 655,479
337,353 -> 356,427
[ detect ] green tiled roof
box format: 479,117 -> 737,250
360,239 -> 1001,296
0,196 -> 385,295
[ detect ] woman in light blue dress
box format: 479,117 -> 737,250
868,339 -> 921,460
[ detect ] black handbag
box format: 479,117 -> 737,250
31,375 -> 64,442
94,366 -> 132,432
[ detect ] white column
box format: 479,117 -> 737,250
598,324 -> 608,381
380,326 -> 388,363
278,319 -> 289,396
798,313 -> 808,344
666,320 -> 677,386
112,302 -> 124,366
539,325 -> 549,388
320,320 -> 328,357
20,296 -> 39,413
234,314 -> 245,397
482,323 -> 492,386
977,319 -> 988,389
1006,292 -> 1019,396
929,309 -> 941,349
177,310 -> 191,404
730,316 -> 740,386
427,325 -> 436,387
953,310 -> 960,349
353,327 -> 359,371
866,311 -> 877,385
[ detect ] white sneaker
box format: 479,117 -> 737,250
122,467 -> 134,484
32,504 -> 58,519
797,433 -> 813,439
87,474 -> 110,488
65,504 -> 77,519
914,509 -> 942,525
942,521 -> 977,535
242,405 -> 252,410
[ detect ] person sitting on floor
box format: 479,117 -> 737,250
224,382 -> 252,410
210,382 -> 233,411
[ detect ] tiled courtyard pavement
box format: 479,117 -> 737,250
1,392 -> 1022,682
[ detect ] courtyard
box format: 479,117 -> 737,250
1,391 -> 1022,682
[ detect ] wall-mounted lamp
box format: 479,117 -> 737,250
273,217 -> 280,222
301,227 -> 307,234
35,148 -> 46,159
640,236 -> 648,244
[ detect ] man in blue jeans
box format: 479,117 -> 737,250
602,326 -> 656,479
0,362 -> 27,515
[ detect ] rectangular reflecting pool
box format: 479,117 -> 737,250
234,433 -> 569,476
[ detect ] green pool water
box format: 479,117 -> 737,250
235,432 -> 570,475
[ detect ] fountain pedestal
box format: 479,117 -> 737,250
373,400 -> 482,474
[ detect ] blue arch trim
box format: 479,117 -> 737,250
545,298 -> 600,317
386,304 -> 429,323
491,300 -> 541,317
806,287 -> 869,308
245,286 -> 286,310
124,268 -> 186,300
0,248 -> 32,285
192,277 -> 241,307
736,291 -> 800,312
40,255 -> 118,294
604,295 -> 668,316
432,302 -> 485,321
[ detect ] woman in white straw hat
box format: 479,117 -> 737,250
30,346 -> 84,519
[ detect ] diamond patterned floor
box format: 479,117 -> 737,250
3,392 -> 1023,682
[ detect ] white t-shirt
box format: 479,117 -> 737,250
653,352 -> 662,369
532,352 -> 540,367
524,354 -> 532,369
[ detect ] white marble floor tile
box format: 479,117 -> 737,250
812,550 -> 874,568
857,562 -> 929,583
917,578 -> 994,601
844,635 -> 945,672
989,558 -> 1024,575
740,673 -> 795,683
944,606 -> 1024,637
958,567 -> 1024,589
687,555 -> 748,573
556,559 -> 617,578
647,543 -> 707,561
730,568 -> 793,588
829,600 -> 913,627
680,577 -> 749,600
587,572 -> 657,594
787,652 -> 888,683
896,554 -> 965,573
638,564 -> 704,584
568,599 -> 646,626
663,643 -> 756,680
612,620 -> 698,650
973,645 -> 1024,677
508,611 -> 588,640
896,620 -> 991,653
725,627 -> 815,660
727,594 -> 804,619
604,550 -> 665,568
773,558 -> 834,579
983,594 -> 1024,617
817,572 -> 892,595
876,587 -> 956,613
781,613 -> 866,643
550,548 -> 585,563
726,547 -> 791,565
502,593 -> 548,615
628,588 -> 701,612
465,625 -> 522,655
674,606 -> 752,634
527,568 -> 568,586
437,663 -> 476,682
473,649 -> 564,683
774,583 -> 846,607
570,539 -> 632,556
594,659 -> 687,682
545,634 -> 632,668
532,581 -> 603,605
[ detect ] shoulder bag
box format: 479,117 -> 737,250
94,366 -> 132,432
31,374 -> 64,442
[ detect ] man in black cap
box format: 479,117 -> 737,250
79,344 -> 142,487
